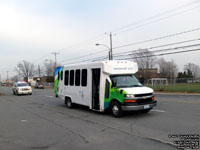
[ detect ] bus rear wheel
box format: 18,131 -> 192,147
65,98 -> 73,108
110,101 -> 123,118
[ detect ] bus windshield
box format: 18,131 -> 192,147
110,75 -> 142,88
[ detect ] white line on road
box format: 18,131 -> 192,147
151,109 -> 166,113
21,120 -> 28,122
45,95 -> 53,98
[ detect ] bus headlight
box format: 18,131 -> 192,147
125,94 -> 135,98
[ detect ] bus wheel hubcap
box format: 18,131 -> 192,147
112,105 -> 119,115
67,100 -> 71,106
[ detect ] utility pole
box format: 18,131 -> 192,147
6,71 -> 9,83
105,32 -> 115,60
51,52 -> 60,68
109,33 -> 113,60
38,65 -> 41,77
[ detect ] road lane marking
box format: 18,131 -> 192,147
21,120 -> 28,122
151,109 -> 166,113
159,99 -> 200,104
45,95 -> 53,98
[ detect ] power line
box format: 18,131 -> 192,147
60,28 -> 200,63
113,43 -> 200,60
55,33 -> 106,53
30,34 -> 107,65
113,27 -> 200,50
62,43 -> 200,64
117,48 -> 200,60
61,32 -> 116,63
111,0 -> 200,34
29,1 -> 200,66
115,5 -> 200,34
60,49 -> 108,63
113,38 -> 200,57
69,43 -> 200,63
26,1 -> 200,67
51,52 -> 60,67
114,42 -> 200,59
63,55 -> 108,65
148,38 -> 200,50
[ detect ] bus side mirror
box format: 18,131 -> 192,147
120,90 -> 123,94
112,79 -> 117,88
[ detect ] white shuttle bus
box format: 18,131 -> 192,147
54,60 -> 157,117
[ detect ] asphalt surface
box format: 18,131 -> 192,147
0,86 -> 199,150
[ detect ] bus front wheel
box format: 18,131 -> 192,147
110,101 -> 123,118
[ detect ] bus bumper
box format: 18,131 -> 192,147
121,100 -> 157,111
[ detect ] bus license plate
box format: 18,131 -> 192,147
144,105 -> 150,109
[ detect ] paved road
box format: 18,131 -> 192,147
0,87 -> 199,150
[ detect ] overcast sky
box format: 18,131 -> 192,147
1,0 -> 200,80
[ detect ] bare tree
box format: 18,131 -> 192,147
132,49 -> 157,79
184,63 -> 200,79
37,64 -> 43,77
43,59 -> 55,76
157,58 -> 178,79
15,60 -> 35,82
132,49 -> 157,69
11,75 -> 19,82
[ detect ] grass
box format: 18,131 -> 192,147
146,83 -> 200,93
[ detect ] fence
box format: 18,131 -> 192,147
145,78 -> 200,93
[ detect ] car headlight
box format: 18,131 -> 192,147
125,94 -> 135,98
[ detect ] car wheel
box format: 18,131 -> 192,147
65,98 -> 73,108
110,101 -> 123,118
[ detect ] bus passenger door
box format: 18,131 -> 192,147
92,68 -> 100,110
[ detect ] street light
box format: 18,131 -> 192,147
95,43 -> 111,60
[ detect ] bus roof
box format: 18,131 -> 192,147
103,60 -> 138,74
60,60 -> 138,75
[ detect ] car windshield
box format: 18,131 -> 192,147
110,75 -> 142,88
17,83 -> 29,87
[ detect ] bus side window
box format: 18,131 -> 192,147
65,70 -> 69,86
75,69 -> 80,86
70,70 -> 74,86
81,69 -> 87,86
105,79 -> 110,98
61,71 -> 63,80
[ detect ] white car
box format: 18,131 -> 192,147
12,81 -> 32,95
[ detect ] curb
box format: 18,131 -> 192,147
155,92 -> 200,96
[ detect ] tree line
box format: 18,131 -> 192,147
132,49 -> 200,80
12,60 -> 56,82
